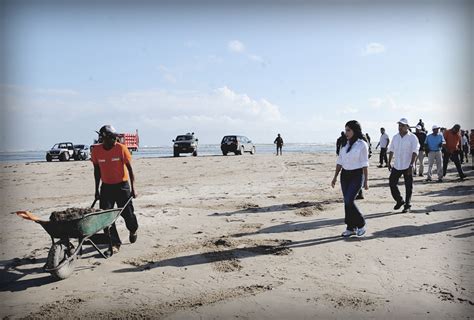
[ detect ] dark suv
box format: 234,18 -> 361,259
220,135 -> 256,155
173,133 -> 198,157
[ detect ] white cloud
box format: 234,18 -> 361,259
0,84 -> 284,149
363,42 -> 386,55
157,65 -> 177,84
338,106 -> 359,115
228,40 -> 245,53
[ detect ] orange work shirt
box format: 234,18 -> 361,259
443,129 -> 461,153
91,143 -> 132,184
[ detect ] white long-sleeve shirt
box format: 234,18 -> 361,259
336,139 -> 369,170
388,132 -> 419,170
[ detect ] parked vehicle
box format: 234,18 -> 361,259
73,144 -> 90,160
173,133 -> 198,157
93,129 -> 139,153
46,142 -> 78,162
220,135 -> 256,155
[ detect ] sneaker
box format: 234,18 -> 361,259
104,245 -> 120,258
129,231 -> 138,244
377,165 -> 383,168
437,178 -> 443,183
460,174 -> 467,180
356,226 -> 366,237
341,229 -> 356,237
413,170 -> 417,175
425,177 -> 432,182
394,200 -> 405,210
418,173 -> 423,177
402,206 -> 411,213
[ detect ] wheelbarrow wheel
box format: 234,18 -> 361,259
46,242 -> 74,280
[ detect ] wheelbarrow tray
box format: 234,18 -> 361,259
40,208 -> 122,239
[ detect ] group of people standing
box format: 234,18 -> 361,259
332,118 -> 471,238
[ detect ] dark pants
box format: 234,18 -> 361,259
379,147 -> 388,165
389,168 -> 413,208
100,181 -> 138,246
443,151 -> 464,177
276,145 -> 282,155
340,169 -> 365,230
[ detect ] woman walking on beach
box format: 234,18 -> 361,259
331,120 -> 369,237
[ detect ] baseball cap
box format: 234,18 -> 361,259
397,118 -> 409,126
416,125 -> 422,130
97,125 -> 117,138
432,125 -> 440,130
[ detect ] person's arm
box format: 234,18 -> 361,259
407,152 -> 417,176
387,151 -> 393,171
375,142 -> 380,149
331,164 -> 342,188
125,163 -> 137,198
94,164 -> 101,200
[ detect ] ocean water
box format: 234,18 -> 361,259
0,143 -> 335,163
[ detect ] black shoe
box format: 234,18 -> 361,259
402,206 -> 411,213
377,165 -> 383,168
394,200 -> 405,210
355,193 -> 364,200
129,231 -> 138,244
104,245 -> 120,258
418,173 -> 423,177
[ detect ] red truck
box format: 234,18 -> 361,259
93,129 -> 139,153
116,130 -> 139,152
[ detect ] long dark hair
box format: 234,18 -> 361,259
343,120 -> 366,152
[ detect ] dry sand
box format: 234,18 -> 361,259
0,152 -> 473,319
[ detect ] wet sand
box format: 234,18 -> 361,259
0,152 -> 473,319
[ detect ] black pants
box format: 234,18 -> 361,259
389,168 -> 413,208
100,181 -> 138,246
276,145 -> 282,155
340,169 -> 365,230
379,147 -> 388,165
443,151 -> 464,177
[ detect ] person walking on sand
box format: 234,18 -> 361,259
331,120 -> 369,237
425,125 -> 445,182
414,125 -> 427,176
91,125 -> 139,256
442,124 -> 466,180
460,130 -> 469,164
376,127 -> 390,167
387,118 -> 419,213
470,129 -> 474,169
274,133 -> 284,156
336,131 -> 346,156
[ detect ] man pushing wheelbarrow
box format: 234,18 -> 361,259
92,125 -> 139,257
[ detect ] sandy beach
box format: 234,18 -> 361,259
0,152 -> 473,319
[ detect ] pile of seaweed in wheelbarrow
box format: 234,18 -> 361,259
16,197 -> 133,280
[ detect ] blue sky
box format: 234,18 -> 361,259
1,0 -> 472,151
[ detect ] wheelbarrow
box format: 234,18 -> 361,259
16,197 -> 133,280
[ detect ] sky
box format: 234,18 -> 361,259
0,0 -> 472,151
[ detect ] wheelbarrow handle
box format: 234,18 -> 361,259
118,196 -> 134,215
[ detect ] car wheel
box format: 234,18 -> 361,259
222,151 -> 228,156
239,146 -> 244,155
173,150 -> 179,157
250,146 -> 256,155
46,154 -> 52,162
192,150 -> 197,157
60,152 -> 69,161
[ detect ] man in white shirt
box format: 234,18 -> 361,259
376,127 -> 390,168
387,118 -> 420,213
